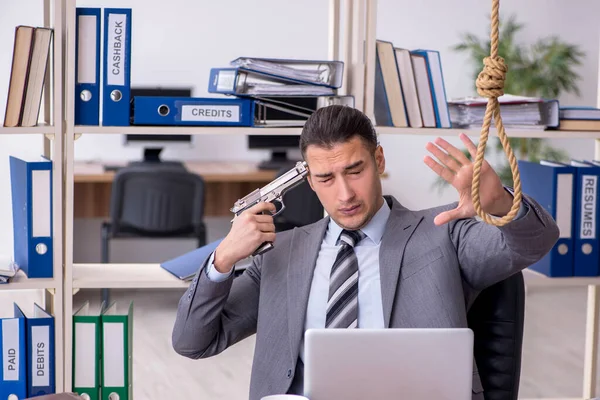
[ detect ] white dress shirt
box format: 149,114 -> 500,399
297,199 -> 390,361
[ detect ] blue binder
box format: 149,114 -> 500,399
14,303 -> 55,396
131,96 -> 255,126
570,160 -> 600,276
161,238 -> 224,280
0,304 -> 27,400
9,156 -> 53,278
102,8 -> 132,126
74,8 -> 101,125
518,160 -> 575,277
207,67 -> 336,96
229,57 -> 344,88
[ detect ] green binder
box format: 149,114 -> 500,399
72,301 -> 106,400
101,301 -> 133,400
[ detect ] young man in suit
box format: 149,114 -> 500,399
172,105 -> 559,400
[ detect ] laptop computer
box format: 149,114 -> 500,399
304,328 -> 474,400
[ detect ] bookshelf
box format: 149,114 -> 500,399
360,1 -> 600,399
1,0 -> 65,393
1,0 -> 596,398
61,0 -> 599,399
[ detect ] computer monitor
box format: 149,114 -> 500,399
125,87 -> 193,164
248,135 -> 301,170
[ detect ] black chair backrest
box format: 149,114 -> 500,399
109,164 -> 205,238
467,271 -> 525,400
273,163 -> 323,230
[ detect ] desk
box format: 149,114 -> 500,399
73,161 -> 278,217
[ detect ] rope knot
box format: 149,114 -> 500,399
476,56 -> 508,98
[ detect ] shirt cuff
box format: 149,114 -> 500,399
504,186 -> 528,220
205,251 -> 235,282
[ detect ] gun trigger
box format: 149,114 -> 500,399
273,199 -> 286,216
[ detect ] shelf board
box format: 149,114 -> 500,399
523,268 -> 600,287
72,264 -> 600,290
72,263 -> 192,289
71,125 -> 600,139
0,270 -> 56,290
0,125 -> 55,135
375,126 -> 600,139
73,125 -> 303,135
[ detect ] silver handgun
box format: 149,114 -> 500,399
231,160 -> 309,256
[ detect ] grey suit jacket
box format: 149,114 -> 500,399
172,194 -> 559,400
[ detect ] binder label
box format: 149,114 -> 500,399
104,322 -> 125,387
77,15 -> 98,84
31,325 -> 49,387
556,174 -> 573,238
216,70 -> 236,92
74,323 -> 96,387
581,175 -> 597,239
32,170 -> 51,237
2,319 -> 19,381
107,13 -> 127,86
181,105 -> 240,122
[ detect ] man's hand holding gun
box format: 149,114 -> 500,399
213,161 -> 309,274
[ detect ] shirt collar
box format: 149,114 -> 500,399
326,198 -> 391,245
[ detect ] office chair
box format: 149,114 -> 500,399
272,163 -> 324,232
467,271 -> 525,400
101,163 -> 207,302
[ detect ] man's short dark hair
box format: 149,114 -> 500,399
300,105 -> 378,158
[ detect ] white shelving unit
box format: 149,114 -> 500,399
1,0 -> 65,393
0,125 -> 55,135
72,263 -> 189,289
3,0 -> 591,398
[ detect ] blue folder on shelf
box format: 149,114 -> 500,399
15,303 -> 55,397
570,160 -> 600,276
518,160 -> 576,277
9,155 -> 53,278
74,7 -> 101,125
161,239 -> 224,281
208,67 -> 336,96
0,304 -> 27,400
102,8 -> 132,126
131,96 -> 255,126
230,57 -> 344,88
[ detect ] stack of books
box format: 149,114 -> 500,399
3,25 -> 53,128
448,94 -> 559,130
558,107 -> 600,131
373,39 -> 451,129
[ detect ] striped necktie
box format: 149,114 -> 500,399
326,229 -> 366,329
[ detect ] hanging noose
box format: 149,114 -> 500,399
471,0 -> 522,226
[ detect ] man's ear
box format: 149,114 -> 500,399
307,174 -> 315,191
375,145 -> 385,174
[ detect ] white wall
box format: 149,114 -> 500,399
1,0 -> 600,259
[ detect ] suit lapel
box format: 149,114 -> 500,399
287,217 -> 329,361
379,197 -> 423,327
